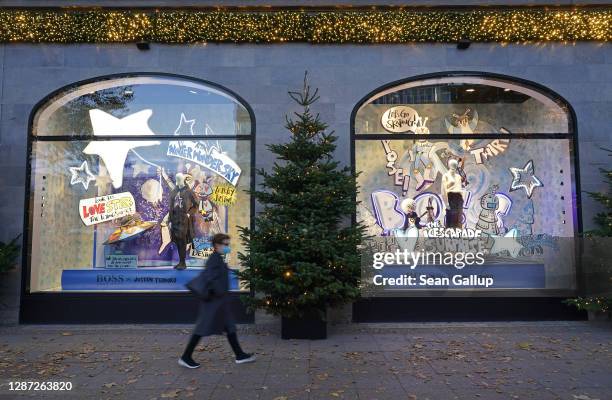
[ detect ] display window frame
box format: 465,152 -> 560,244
20,73 -> 256,323
350,71 -> 583,305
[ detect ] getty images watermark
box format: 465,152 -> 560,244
371,248 -> 492,288
361,227 -> 609,296
361,223 -> 512,294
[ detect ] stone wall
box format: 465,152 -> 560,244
0,42 -> 610,324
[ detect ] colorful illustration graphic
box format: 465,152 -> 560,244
357,104 -> 575,291
79,192 -> 136,226
103,213 -> 156,245
59,111 -> 247,279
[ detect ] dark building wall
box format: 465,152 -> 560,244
0,42 -> 610,324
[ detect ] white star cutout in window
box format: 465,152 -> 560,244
83,109 -> 160,189
68,160 -> 96,190
174,113 -> 196,136
509,160 -> 543,199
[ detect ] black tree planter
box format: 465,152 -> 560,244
281,314 -> 327,340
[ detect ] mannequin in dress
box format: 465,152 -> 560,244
442,159 -> 464,229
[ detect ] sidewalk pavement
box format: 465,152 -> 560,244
0,322 -> 610,400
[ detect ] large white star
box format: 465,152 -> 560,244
68,160 -> 96,190
509,160 -> 543,199
83,109 -> 160,189
489,228 -> 523,258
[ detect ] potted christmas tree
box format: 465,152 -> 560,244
238,73 -> 365,339
565,148 -> 612,321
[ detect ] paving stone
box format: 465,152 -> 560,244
0,322 -> 610,399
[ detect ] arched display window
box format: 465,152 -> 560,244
352,72 -> 578,295
26,74 -> 254,293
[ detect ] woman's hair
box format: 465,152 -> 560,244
212,233 -> 230,245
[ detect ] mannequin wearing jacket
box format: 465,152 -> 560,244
169,173 -> 199,270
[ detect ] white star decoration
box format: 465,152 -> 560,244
489,228 -> 523,258
509,160 -> 543,199
83,109 -> 160,189
68,160 -> 96,190
171,114 -> 223,154
174,113 -> 196,136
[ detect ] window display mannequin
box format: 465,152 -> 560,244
394,198 -> 420,252
400,198 -> 421,233
442,159 -> 464,229
169,173 -> 199,270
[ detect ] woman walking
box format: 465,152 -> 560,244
179,233 -> 255,368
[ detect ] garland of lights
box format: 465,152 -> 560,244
0,8 -> 610,43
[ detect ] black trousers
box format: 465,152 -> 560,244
445,192 -> 464,229
182,331 -> 245,360
173,236 -> 187,265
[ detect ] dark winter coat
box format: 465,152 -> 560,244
192,252 -> 236,337
169,187 -> 199,243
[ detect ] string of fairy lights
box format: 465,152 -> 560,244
0,8 -> 610,43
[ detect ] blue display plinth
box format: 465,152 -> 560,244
61,268 -> 239,291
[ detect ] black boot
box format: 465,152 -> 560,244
227,332 -> 255,364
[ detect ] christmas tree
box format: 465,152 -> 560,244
584,148 -> 612,237
565,148 -> 612,315
237,73 -> 366,319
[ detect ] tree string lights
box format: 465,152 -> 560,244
0,8 -> 610,44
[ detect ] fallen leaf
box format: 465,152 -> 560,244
517,342 -> 532,350
61,332 -> 73,336
160,389 -> 181,398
